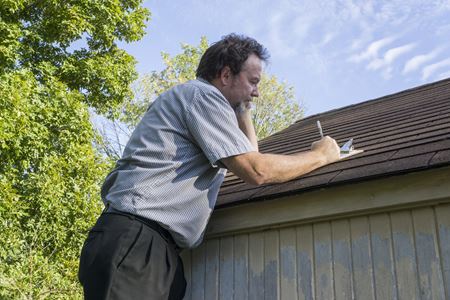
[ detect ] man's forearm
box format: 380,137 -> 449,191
221,136 -> 341,186
223,150 -> 326,185
255,151 -> 327,183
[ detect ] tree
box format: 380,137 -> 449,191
253,74 -> 303,139
0,1 -> 149,298
99,37 -> 304,160
0,0 -> 149,114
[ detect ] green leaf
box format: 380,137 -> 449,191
0,1 -> 149,297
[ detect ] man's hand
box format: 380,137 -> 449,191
234,101 -> 258,151
311,136 -> 341,165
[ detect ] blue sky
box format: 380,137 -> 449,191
121,0 -> 450,116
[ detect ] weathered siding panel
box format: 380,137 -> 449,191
412,207 -> 446,299
350,216 -> 375,299
249,232 -> 264,300
219,236 -> 234,300
234,234 -> 249,300
331,219 -> 353,300
264,230 -> 279,300
391,211 -> 421,300
313,222 -> 333,300
279,227 -> 297,300
204,239 -> 219,300
191,242 -> 205,300
435,203 -> 450,300
182,204 -> 450,300
296,224 -> 314,300
369,213 -> 397,300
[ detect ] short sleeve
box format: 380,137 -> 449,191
186,88 -> 255,167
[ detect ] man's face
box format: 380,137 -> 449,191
226,54 -> 262,108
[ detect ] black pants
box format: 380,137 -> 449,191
78,212 -> 186,299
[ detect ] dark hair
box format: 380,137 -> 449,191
196,33 -> 269,81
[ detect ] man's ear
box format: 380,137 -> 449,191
219,66 -> 232,86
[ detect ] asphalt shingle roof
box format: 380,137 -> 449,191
217,78 -> 450,208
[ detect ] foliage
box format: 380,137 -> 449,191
0,0 -> 149,298
0,69 -> 107,299
0,0 -> 149,115
253,74 -> 303,139
99,37 -> 303,160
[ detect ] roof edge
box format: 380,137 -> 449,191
298,77 -> 450,123
217,162 -> 450,209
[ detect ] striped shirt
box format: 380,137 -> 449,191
101,78 -> 255,248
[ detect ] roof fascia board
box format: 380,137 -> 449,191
206,166 -> 450,239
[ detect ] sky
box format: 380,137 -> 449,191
120,0 -> 450,117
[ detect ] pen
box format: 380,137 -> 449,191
317,120 -> 324,138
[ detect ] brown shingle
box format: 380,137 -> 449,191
217,78 -> 450,208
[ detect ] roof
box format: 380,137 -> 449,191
217,78 -> 450,208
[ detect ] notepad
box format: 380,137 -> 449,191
340,138 -> 364,159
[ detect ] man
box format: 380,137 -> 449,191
78,34 -> 340,299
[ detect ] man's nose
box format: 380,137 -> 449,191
251,87 -> 259,97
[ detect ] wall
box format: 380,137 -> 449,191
182,203 -> 450,300
181,167 -> 450,300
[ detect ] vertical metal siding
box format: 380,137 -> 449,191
182,203 -> 450,300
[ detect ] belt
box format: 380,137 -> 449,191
104,205 -> 180,251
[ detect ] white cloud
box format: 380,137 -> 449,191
228,0 -> 449,82
422,58 -> 450,80
385,43 -> 416,62
367,58 -> 384,70
403,47 -> 443,74
367,43 -> 416,70
349,36 -> 396,63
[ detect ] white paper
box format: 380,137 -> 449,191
340,149 -> 364,159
